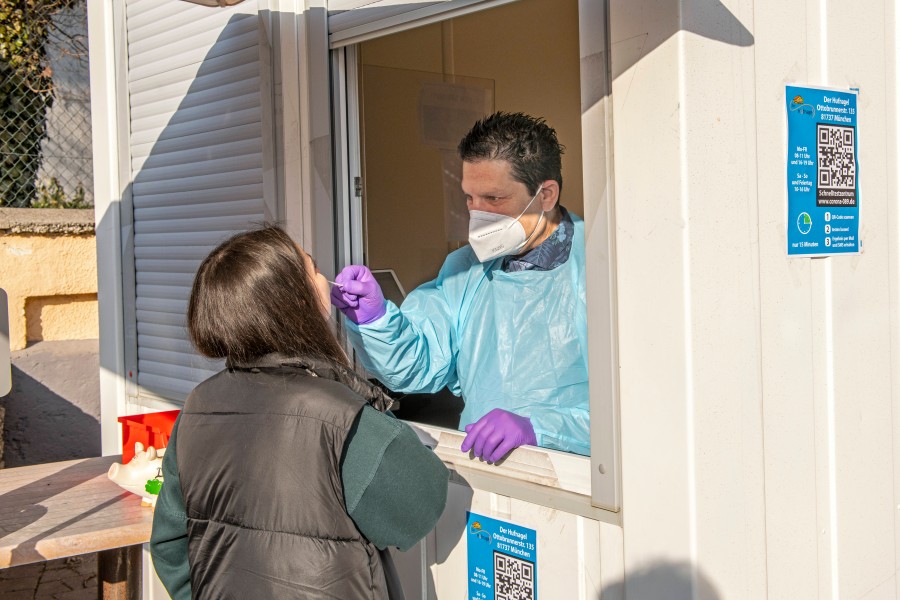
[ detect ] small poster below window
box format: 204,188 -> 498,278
466,511 -> 537,600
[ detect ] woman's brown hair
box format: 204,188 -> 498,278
187,225 -> 348,367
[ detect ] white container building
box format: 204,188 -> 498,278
87,0 -> 900,597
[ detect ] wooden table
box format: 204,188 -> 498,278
0,455 -> 154,599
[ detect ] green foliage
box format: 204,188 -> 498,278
0,61 -> 52,206
30,176 -> 88,208
0,1 -> 56,81
0,0 -> 77,207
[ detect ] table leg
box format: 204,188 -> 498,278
98,545 -> 141,600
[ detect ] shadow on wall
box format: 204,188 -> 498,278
628,0 -> 754,48
3,341 -> 101,467
585,0 -> 753,115
25,293 -> 98,343
601,561 -> 722,600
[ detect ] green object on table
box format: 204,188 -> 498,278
145,479 -> 162,495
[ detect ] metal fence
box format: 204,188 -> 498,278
0,0 -> 93,208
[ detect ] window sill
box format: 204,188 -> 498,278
406,421 -> 621,525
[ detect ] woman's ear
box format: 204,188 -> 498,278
537,180 -> 560,212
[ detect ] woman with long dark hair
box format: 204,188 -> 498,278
149,225 -> 448,599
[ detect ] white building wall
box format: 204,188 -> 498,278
610,1 -> 899,598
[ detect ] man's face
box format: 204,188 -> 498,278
461,159 -> 545,240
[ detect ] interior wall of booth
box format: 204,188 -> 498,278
357,0 -> 583,292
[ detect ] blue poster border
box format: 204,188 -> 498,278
785,84 -> 861,257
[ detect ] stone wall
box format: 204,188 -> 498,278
0,208 -> 97,350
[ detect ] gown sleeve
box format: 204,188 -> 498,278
344,257 -> 468,396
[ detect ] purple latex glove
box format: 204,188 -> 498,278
460,409 -> 537,463
330,265 -> 387,325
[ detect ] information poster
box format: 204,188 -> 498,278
786,85 -> 860,256
466,512 -> 537,600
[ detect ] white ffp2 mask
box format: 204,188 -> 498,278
468,186 -> 545,263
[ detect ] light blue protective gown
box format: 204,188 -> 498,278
345,215 -> 589,455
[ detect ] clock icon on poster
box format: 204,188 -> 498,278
797,212 -> 812,235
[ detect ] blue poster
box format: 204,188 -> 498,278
786,85 -> 860,256
466,512 -> 537,600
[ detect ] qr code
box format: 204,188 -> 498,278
817,124 -> 857,206
494,552 -> 535,600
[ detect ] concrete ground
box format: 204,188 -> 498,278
0,340 -> 101,599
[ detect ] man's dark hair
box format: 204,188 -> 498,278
187,225 -> 348,367
458,112 -> 564,194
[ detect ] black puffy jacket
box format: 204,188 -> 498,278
176,355 -> 397,599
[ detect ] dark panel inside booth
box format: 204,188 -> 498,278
390,387 -> 463,430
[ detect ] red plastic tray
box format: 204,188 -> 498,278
118,409 -> 180,463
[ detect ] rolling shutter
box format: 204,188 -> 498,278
125,0 -> 273,401
328,0 -> 518,47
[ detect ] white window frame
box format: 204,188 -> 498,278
89,0 -> 132,455
328,0 -> 621,516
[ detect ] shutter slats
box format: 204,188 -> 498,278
136,296 -> 189,314
130,72 -> 261,122
137,324 -> 190,341
128,6 -> 247,49
135,246 -> 220,261
138,360 -> 218,383
131,91 -> 262,136
136,374 -> 199,399
136,214 -> 264,235
136,310 -> 189,327
128,185 -> 263,212
139,334 -> 197,355
125,0 -> 222,23
131,138 -> 262,173
127,19 -> 258,80
126,0 -> 190,22
132,167 -> 262,197
130,122 -> 263,160
134,230 -> 242,249
135,199 -> 263,224
139,348 -> 222,373
134,155 -> 264,185
129,48 -> 260,99
136,272 -> 196,287
136,285 -> 191,302
129,0 -> 264,407
124,0 -> 265,401
130,106 -> 261,147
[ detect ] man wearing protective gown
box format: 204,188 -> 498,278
332,112 -> 589,461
